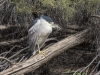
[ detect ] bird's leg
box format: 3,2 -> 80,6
38,45 -> 46,56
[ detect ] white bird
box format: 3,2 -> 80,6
28,15 -> 60,55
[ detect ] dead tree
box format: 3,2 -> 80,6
0,27 -> 92,75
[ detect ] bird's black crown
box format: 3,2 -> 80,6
41,15 -> 53,23
29,15 -> 53,29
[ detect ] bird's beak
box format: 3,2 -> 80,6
52,24 -> 62,31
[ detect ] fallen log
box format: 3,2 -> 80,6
0,28 -> 92,75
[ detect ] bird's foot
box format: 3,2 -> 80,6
38,50 -> 46,56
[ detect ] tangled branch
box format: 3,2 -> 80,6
0,57 -> 13,65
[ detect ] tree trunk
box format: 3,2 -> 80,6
0,28 -> 92,75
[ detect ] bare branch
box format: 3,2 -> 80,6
0,57 -> 13,65
91,15 -> 100,19
66,25 -> 86,30
0,36 -> 27,46
0,0 -> 6,7
0,25 -> 21,31
80,53 -> 100,73
95,71 -> 100,75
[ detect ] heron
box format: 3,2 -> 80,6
28,15 -> 60,55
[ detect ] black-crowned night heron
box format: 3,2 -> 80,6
28,15 -> 60,55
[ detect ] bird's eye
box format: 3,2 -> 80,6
49,22 -> 54,25
49,22 -> 52,24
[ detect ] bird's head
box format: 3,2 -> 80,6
41,15 -> 61,30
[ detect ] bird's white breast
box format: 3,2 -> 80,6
40,18 -> 52,35
36,18 -> 52,46
37,25 -> 52,45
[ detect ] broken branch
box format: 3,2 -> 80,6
0,57 -> 13,65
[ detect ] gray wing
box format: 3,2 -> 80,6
28,20 -> 40,53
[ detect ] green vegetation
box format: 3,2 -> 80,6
75,72 -> 87,75
74,0 -> 99,13
10,0 -> 100,22
65,69 -> 87,75
10,0 -> 34,13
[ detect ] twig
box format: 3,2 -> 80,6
46,38 -> 58,42
0,25 -> 21,31
73,67 -> 85,75
0,57 -> 13,65
0,36 -> 27,46
8,46 -> 29,60
0,52 -> 8,56
0,47 -> 29,65
90,61 -> 100,75
0,45 -> 17,57
95,71 -> 100,75
63,29 -> 78,34
68,54 -> 84,75
80,53 -> 100,73
0,0 -> 6,7
91,15 -> 100,19
66,25 -> 86,30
